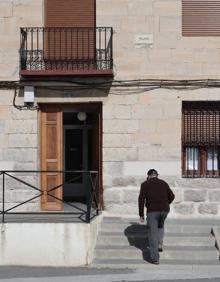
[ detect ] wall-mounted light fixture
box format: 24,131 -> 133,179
24,86 -> 35,107
77,112 -> 87,121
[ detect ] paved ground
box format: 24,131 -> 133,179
1,266 -> 220,282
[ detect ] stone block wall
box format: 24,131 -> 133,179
0,0 -> 43,80
0,87 -> 220,217
0,0 -> 219,218
97,0 -> 220,80
0,0 -> 220,80
103,87 -> 220,218
0,0 -> 42,210
0,90 -> 39,212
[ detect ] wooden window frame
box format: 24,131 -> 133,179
182,101 -> 220,178
182,146 -> 219,177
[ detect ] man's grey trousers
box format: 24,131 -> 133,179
146,211 -> 168,262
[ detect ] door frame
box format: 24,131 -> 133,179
39,102 -> 103,210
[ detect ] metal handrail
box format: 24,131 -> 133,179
20,27 -> 113,71
0,170 -> 99,223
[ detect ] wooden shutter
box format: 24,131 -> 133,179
44,0 -> 95,28
182,0 -> 220,36
44,0 -> 96,61
40,105 -> 63,211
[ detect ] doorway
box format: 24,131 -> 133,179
63,112 -> 93,202
40,103 -> 102,210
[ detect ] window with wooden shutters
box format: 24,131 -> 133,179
182,102 -> 220,177
182,0 -> 220,36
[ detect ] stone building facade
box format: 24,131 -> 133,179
0,0 -> 220,217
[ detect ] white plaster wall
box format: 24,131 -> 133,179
0,216 -> 102,266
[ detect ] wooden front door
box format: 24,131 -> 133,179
40,105 -> 63,210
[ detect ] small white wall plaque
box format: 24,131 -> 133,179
135,34 -> 153,48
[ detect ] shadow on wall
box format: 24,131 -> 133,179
18,77 -> 113,99
124,223 -> 151,262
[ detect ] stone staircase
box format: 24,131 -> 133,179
92,217 -> 220,268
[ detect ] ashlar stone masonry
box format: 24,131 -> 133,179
0,0 -> 220,217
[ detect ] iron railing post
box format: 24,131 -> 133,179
2,171 -> 5,223
110,27 -> 113,70
86,172 -> 91,223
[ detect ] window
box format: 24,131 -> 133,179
182,0 -> 220,36
185,147 -> 199,171
44,0 -> 96,61
182,102 -> 220,177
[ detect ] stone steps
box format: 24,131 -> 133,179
92,258 -> 220,268
100,223 -> 212,234
92,217 -> 219,267
98,234 -> 215,247
100,231 -> 210,237
94,246 -> 218,260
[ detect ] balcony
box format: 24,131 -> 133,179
20,27 -> 113,76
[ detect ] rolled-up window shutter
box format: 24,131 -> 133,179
182,0 -> 220,36
45,0 -> 95,28
44,0 -> 95,61
182,102 -> 220,146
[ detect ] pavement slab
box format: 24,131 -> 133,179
1,266 -> 220,282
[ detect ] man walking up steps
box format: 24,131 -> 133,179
138,169 -> 175,265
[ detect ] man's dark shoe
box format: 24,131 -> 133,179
158,244 -> 163,252
151,260 -> 159,265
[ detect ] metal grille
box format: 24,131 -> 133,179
182,0 -> 220,36
20,27 -> 113,72
183,102 -> 220,146
182,102 -> 220,177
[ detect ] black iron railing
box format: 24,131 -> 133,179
20,27 -> 113,72
0,170 -> 99,223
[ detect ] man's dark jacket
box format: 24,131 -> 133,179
138,177 -> 175,217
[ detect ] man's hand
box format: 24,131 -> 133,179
139,217 -> 144,223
